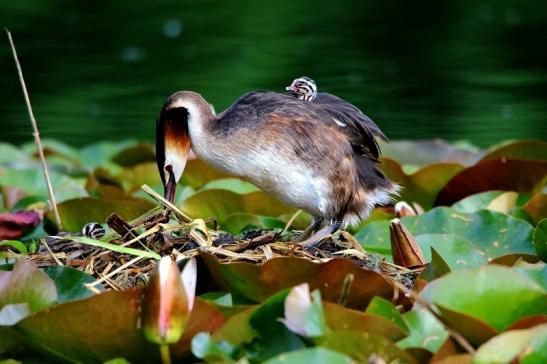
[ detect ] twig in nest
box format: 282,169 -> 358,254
5,29 -> 62,230
140,184 -> 192,223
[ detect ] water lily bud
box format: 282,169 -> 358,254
142,256 -> 196,344
389,218 -> 426,268
281,283 -> 327,338
282,283 -> 312,337
394,201 -> 417,218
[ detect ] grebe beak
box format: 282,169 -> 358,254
156,103 -> 191,203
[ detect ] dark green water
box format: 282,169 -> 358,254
1,0 -> 546,147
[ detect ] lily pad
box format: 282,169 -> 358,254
356,207 -> 535,261
0,168 -> 87,203
533,218 -> 547,262
319,331 -> 417,363
180,190 -> 299,228
380,158 -> 464,209
13,290 -> 224,363
420,265 -> 547,333
181,159 -> 230,189
0,259 -> 57,318
473,323 -> 547,364
199,252 -> 394,310
43,266 -> 102,303
263,347 -> 353,364
479,140 -> 547,163
397,308 -> 448,353
435,159 -> 547,206
380,139 -> 478,166
365,296 -> 408,332
54,197 -> 155,232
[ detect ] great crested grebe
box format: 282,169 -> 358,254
156,89 -> 398,246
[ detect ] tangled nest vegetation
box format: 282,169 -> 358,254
26,185 -> 421,292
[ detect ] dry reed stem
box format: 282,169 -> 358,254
5,29 -> 62,230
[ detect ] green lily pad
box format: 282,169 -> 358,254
222,213 -> 287,234
110,143 -> 156,167
80,141 -> 137,169
365,296 -> 408,332
117,162 -> 162,192
0,168 -> 87,203
435,159 -> 547,206
533,219 -> 547,262
181,159 -> 230,189
474,324 -> 547,364
415,234 -> 488,270
53,196 -> 155,232
397,308 -> 448,353
380,158 -> 464,209
380,139 -> 478,166
263,347 -> 353,364
324,302 -> 407,341
420,247 -> 452,281
180,189 -> 299,227
320,331 -> 417,363
420,265 -> 547,333
43,266 -> 102,303
0,259 -> 57,321
356,207 -> 535,261
202,178 -> 259,194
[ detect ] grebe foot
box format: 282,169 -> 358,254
300,219 -> 343,249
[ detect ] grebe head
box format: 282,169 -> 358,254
286,76 -> 317,101
156,91 -> 213,202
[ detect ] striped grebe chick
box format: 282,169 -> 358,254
156,90 -> 398,246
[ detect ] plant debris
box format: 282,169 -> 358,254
20,186 -> 421,292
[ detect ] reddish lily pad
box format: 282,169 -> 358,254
199,252 -> 394,310
0,210 -> 41,240
479,140 -> 547,163
435,159 -> 547,206
12,289 -> 224,363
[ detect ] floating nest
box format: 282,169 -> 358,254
25,185 -> 421,292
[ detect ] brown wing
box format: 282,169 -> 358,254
313,92 -> 387,159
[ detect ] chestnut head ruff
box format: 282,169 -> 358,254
156,87 -> 398,246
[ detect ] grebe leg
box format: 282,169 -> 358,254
300,219 -> 344,248
294,217 -> 323,242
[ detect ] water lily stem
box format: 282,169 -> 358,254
159,344 -> 172,364
5,29 -> 62,231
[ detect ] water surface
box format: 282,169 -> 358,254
1,0 -> 546,147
